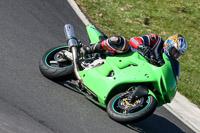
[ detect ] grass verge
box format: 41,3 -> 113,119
75,0 -> 200,107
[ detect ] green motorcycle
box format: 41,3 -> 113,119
39,24 -> 180,123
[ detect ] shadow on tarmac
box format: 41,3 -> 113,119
125,114 -> 184,133
57,80 -> 185,133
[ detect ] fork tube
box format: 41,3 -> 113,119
71,46 -> 83,83
64,24 -> 83,83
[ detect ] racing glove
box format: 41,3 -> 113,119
138,44 -> 151,57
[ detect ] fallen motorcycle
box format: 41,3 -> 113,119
39,24 -> 180,123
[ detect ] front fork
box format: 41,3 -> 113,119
64,24 -> 83,83
127,86 -> 157,103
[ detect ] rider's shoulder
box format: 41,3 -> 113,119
146,34 -> 159,40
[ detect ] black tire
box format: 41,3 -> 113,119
39,44 -> 75,81
107,92 -> 157,123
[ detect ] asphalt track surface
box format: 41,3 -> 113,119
0,0 -> 194,133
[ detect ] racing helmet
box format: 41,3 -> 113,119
163,35 -> 187,59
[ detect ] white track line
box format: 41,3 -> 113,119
67,0 -> 200,132
67,0 -> 91,26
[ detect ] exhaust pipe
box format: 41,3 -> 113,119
64,24 -> 83,83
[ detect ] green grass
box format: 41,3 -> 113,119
76,0 -> 200,107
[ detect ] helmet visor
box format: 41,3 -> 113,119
169,47 -> 182,60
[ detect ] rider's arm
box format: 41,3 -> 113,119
129,34 -> 164,59
129,34 -> 159,49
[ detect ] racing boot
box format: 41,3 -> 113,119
80,42 -> 105,57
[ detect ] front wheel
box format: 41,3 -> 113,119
107,92 -> 157,123
39,44 -> 74,81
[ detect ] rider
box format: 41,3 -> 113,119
81,34 -> 187,61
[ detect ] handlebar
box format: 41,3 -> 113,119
143,51 -> 164,66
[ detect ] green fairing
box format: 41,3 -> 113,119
86,25 -> 103,44
160,55 -> 177,103
79,25 -> 177,108
78,51 -> 177,108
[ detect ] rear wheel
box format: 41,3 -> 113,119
107,91 -> 157,123
39,44 -> 74,81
